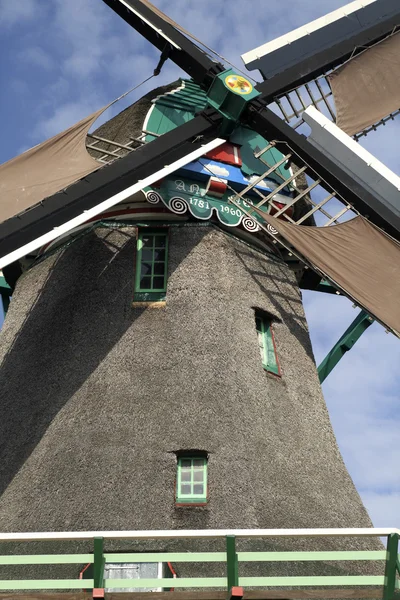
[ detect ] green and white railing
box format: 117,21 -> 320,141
0,528 -> 398,598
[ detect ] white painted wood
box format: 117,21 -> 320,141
0,138 -> 226,270
242,0 -> 376,66
0,527 -> 398,542
303,106 -> 400,218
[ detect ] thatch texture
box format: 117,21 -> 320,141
0,225 -> 381,581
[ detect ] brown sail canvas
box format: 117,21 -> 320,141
0,107 -> 105,225
328,32 -> 400,136
257,212 -> 400,336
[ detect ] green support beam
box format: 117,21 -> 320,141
318,310 -> 374,384
383,533 -> 399,600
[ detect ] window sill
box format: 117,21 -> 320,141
175,502 -> 208,508
132,301 -> 166,309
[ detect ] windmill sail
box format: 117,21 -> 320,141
242,0 -> 400,138
328,31 -> 400,136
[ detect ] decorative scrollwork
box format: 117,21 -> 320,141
266,223 -> 279,235
146,190 -> 162,204
170,196 -> 188,214
242,216 -> 261,232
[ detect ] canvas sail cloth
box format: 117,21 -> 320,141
328,32 -> 400,137
255,211 -> 400,337
0,106 -> 106,224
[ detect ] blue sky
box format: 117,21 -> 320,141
0,0 -> 399,529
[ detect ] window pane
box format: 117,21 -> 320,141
153,277 -> 165,289
181,470 -> 191,482
181,459 -> 191,469
141,249 -> 153,262
140,277 -> 152,289
154,249 -> 165,262
255,317 -> 262,332
193,484 -> 204,495
154,236 -> 166,248
180,484 -> 191,495
193,470 -> 203,482
153,263 -> 165,275
141,263 -> 152,276
193,458 -> 204,468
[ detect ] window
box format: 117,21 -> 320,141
176,456 -> 207,504
134,230 -> 168,302
255,313 -> 280,376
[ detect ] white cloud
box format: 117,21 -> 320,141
0,0 -> 41,27
202,163 -> 230,177
17,46 -> 55,71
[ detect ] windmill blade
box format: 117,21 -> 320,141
0,109 -> 224,270
241,0 -> 400,138
101,0 -> 224,86
243,100 -> 400,240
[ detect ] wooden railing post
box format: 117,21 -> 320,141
383,533 -> 398,600
93,536 -> 105,599
226,535 -> 242,600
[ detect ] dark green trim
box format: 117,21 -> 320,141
134,230 -> 169,300
383,533 -> 398,600
226,535 -> 239,591
318,311 -> 374,384
93,537 -> 105,590
255,313 -> 280,376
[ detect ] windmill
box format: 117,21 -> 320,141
0,0 -> 399,595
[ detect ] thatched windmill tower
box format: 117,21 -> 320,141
1,0 -> 400,589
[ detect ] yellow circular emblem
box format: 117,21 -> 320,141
225,74 -> 253,95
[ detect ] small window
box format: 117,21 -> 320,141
255,313 -> 280,376
176,456 -> 207,504
134,230 -> 168,302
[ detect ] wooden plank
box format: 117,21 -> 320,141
0,594 -> 90,600
0,555 -> 93,565
239,576 -> 384,587
237,551 -> 385,562
104,552 -> 226,563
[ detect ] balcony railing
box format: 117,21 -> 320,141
0,528 -> 398,599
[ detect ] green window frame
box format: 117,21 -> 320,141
255,313 -> 280,376
134,230 -> 168,302
176,456 -> 208,504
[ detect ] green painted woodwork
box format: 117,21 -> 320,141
226,536 -> 239,590
206,69 -> 261,135
104,577 -> 227,588
229,126 -> 291,184
144,79 -> 291,188
237,551 -> 386,562
0,275 -> 12,317
239,576 -> 384,587
255,313 -> 280,375
176,456 -> 207,503
0,554 -> 93,565
134,230 -> 168,302
143,176 -> 271,232
383,534 -> 399,600
0,579 -> 94,590
104,552 -> 226,563
318,310 -> 374,383
93,537 -> 105,590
